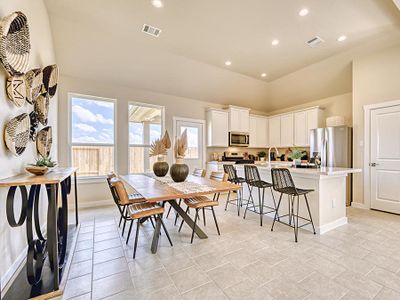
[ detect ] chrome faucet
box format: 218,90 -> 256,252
268,146 -> 279,166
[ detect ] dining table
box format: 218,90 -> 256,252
120,173 -> 240,253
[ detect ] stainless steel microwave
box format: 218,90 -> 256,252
229,132 -> 250,147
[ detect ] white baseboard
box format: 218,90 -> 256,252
69,199 -> 113,210
318,217 -> 348,235
351,202 -> 367,209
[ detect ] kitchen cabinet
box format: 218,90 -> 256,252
268,116 -> 281,147
294,108 -> 324,146
249,115 -> 268,148
228,106 -> 250,133
207,109 -> 229,147
280,113 -> 294,147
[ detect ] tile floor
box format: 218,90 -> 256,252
61,199 -> 400,300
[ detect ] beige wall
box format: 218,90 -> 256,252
352,43 -> 400,204
0,0 -> 57,287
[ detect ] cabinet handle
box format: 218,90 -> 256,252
369,163 -> 379,167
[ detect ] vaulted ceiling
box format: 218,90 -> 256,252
44,0 -> 400,112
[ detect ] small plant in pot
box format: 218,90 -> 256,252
257,151 -> 267,162
150,131 -> 171,177
26,155 -> 57,175
170,129 -> 189,182
288,149 -> 306,167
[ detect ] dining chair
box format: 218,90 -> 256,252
270,168 -> 316,242
110,178 -> 173,258
178,171 -> 228,243
223,164 -> 246,216
106,172 -> 146,236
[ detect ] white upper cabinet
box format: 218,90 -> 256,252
228,106 -> 250,133
294,108 -> 324,146
207,109 -> 229,147
280,113 -> 294,147
268,116 -> 281,147
249,115 -> 268,148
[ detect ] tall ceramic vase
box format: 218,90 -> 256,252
153,155 -> 169,177
170,158 -> 189,182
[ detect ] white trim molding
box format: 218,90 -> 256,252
318,217 -> 348,235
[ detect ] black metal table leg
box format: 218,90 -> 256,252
169,199 -> 208,239
150,214 -> 162,253
46,183 -> 59,290
74,171 -> 79,225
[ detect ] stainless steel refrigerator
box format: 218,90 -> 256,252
310,126 -> 353,205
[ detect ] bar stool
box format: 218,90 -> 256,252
110,178 -> 173,258
178,171 -> 227,243
223,164 -> 245,216
270,168 -> 316,242
243,165 -> 278,226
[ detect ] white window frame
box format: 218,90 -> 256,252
128,101 -> 165,173
68,92 -> 117,182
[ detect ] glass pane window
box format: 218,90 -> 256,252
70,95 -> 115,177
181,126 -> 199,159
129,104 -> 164,173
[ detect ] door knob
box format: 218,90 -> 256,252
369,163 -> 379,167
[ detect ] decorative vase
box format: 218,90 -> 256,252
293,159 -> 301,167
170,158 -> 189,182
153,156 -> 169,177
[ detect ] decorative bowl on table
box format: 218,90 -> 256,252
25,166 -> 49,176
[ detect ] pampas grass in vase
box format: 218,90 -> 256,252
170,129 -> 189,182
150,130 -> 171,177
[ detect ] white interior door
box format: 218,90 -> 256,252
370,104 -> 400,214
174,118 -> 205,172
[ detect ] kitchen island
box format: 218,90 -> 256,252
208,161 -> 361,234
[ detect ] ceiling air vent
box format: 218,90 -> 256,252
306,36 -> 324,47
142,24 -> 162,37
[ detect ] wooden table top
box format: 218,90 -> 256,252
0,167 -> 77,187
121,174 -> 239,203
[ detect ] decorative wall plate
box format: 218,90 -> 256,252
29,110 -> 39,141
34,94 -> 49,126
6,75 -> 26,107
4,113 -> 30,156
25,68 -> 43,104
0,11 -> 30,76
42,64 -> 58,98
36,126 -> 52,157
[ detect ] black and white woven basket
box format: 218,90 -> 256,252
42,64 -> 58,98
25,68 -> 43,104
36,126 -> 52,157
34,94 -> 50,126
4,113 -> 30,156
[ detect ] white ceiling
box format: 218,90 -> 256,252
44,0 -> 400,111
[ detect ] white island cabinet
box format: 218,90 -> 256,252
234,165 -> 361,234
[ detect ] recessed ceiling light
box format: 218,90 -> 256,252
337,35 -> 347,42
261,73 -> 267,78
271,39 -> 279,46
299,8 -> 309,16
151,0 -> 163,8
225,61 -> 232,66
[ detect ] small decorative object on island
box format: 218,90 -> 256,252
170,129 -> 189,182
0,11 -> 31,76
25,155 -> 57,175
150,131 -> 171,177
289,149 -> 306,167
4,113 -> 30,156
257,151 -> 267,161
36,126 -> 52,157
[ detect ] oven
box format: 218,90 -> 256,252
229,132 -> 250,147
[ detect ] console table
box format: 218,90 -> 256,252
0,167 -> 79,299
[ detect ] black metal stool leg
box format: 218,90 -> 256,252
237,184 -> 241,216
304,194 -> 316,234
133,219 -> 140,259
258,187 -> 263,226
160,216 -> 173,246
288,195 -> 292,226
243,184 -> 254,219
126,220 -> 134,245
271,193 -> 283,231
211,206 -> 220,235
270,187 -> 279,221
294,196 -> 300,242
191,209 -> 199,244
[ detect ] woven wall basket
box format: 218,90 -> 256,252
4,113 -> 30,156
36,126 -> 52,157
0,11 -> 30,76
6,75 -> 26,107
42,64 -> 58,98
25,68 -> 43,104
34,94 -> 49,126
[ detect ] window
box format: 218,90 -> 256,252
129,103 -> 164,173
70,94 -> 115,177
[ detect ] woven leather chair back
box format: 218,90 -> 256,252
110,178 -> 130,205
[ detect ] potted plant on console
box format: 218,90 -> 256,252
26,155 -> 57,175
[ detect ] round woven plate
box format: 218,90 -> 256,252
36,126 -> 52,157
25,68 -> 43,104
34,94 -> 49,126
6,75 -> 26,107
4,113 -> 30,156
42,64 -> 58,98
0,11 -> 30,76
